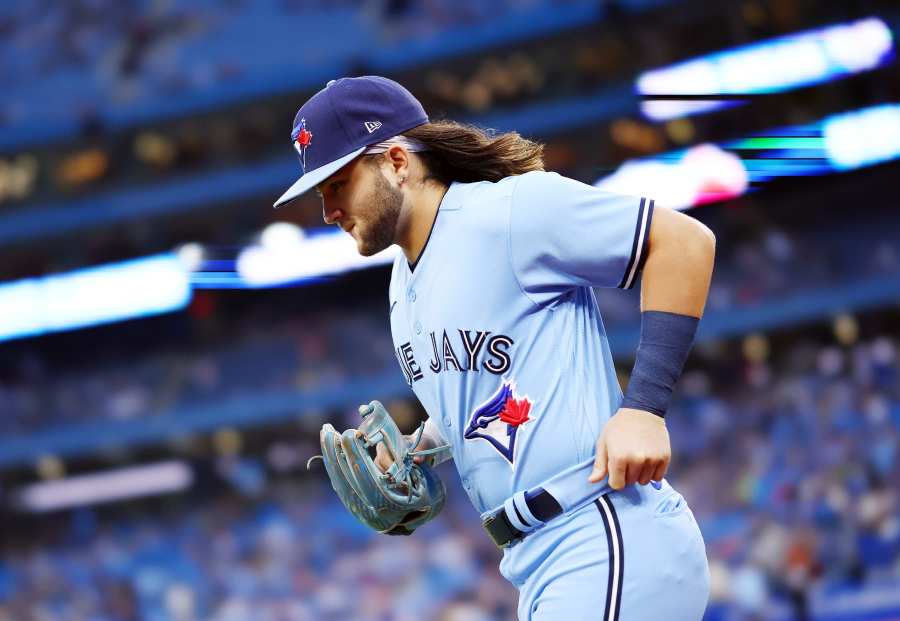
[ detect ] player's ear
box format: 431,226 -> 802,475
384,145 -> 410,183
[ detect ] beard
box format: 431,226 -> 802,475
355,169 -> 403,257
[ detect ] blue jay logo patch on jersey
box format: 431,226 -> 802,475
464,379 -> 534,466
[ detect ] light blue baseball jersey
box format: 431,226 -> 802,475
388,170 -> 653,515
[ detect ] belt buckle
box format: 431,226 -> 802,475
482,510 -> 522,549
482,513 -> 500,547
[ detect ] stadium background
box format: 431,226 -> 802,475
1,1 -> 899,619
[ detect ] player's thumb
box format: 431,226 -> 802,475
375,443 -> 392,472
589,438 -> 608,483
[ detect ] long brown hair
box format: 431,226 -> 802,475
403,120 -> 544,185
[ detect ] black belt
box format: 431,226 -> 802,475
482,487 -> 563,548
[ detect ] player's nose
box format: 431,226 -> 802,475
322,200 -> 343,226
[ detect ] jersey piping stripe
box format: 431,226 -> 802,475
619,197 -> 654,290
595,495 -> 624,621
616,196 -> 645,289
632,199 -> 655,284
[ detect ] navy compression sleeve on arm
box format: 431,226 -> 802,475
620,310 -> 699,418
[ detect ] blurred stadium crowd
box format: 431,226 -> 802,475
1,309 -> 396,435
3,0 -> 894,227
0,0 -> 570,124
1,330 -> 898,621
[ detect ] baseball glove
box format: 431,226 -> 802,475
307,400 -> 449,536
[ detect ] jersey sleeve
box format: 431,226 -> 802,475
509,171 -> 654,302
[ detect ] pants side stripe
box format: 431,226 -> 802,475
607,495 -> 625,621
595,496 -> 622,621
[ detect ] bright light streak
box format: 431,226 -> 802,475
638,17 -> 893,120
16,461 -> 194,512
595,144 -> 748,209
0,254 -> 191,342
640,99 -> 735,120
237,229 -> 398,287
260,221 -> 305,252
824,104 -> 900,170
596,103 -> 899,206
175,242 -> 205,272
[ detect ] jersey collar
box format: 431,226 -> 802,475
407,181 -> 460,272
438,181 -> 463,211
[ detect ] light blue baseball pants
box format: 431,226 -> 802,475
498,480 -> 710,621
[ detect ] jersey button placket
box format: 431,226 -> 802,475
409,289 -> 422,335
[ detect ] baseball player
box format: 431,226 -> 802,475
277,76 -> 714,620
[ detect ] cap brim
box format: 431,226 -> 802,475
273,147 -> 366,208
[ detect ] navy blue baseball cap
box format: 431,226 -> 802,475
273,76 -> 429,208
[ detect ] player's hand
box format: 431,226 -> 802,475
589,407 -> 670,489
375,434 -> 436,473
